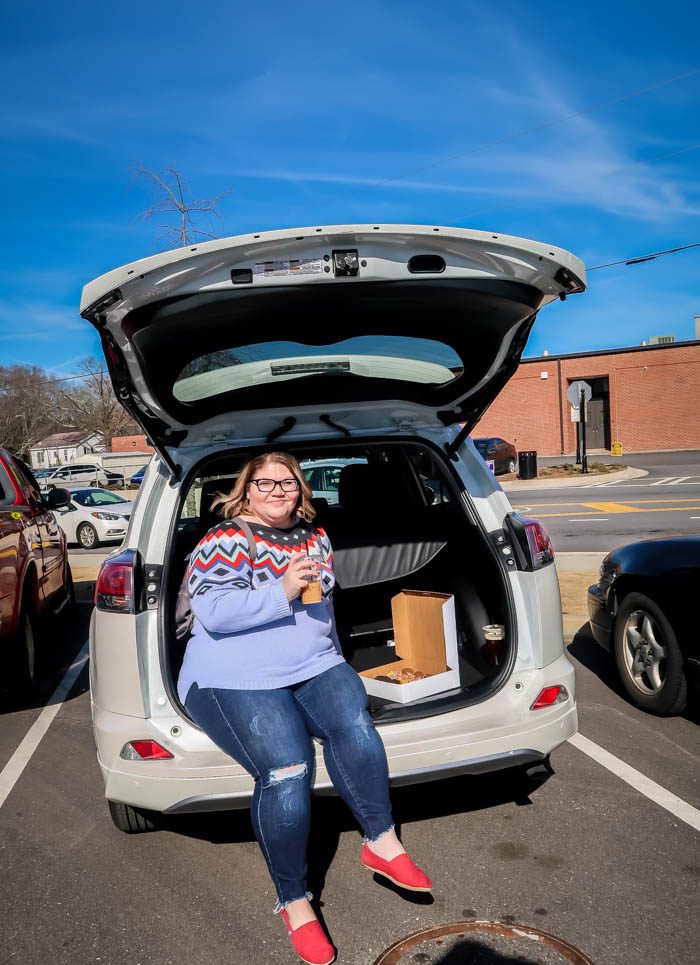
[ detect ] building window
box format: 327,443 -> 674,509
37,451 -> 44,464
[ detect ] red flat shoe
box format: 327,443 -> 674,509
280,909 -> 336,965
361,844 -> 433,892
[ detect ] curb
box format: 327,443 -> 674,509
555,552 -> 606,572
501,466 -> 648,491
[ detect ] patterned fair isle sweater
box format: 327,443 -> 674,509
177,517 -> 345,700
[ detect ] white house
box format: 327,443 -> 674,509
30,431 -> 105,469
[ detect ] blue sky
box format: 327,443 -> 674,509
1,0 -> 698,379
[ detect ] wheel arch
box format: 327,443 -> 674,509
12,560 -> 40,633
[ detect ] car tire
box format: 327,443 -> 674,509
77,522 -> 100,549
613,591 -> 687,715
58,565 -> 76,623
9,598 -> 40,702
108,800 -> 162,834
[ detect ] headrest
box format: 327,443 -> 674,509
337,463 -> 417,514
199,477 -> 236,532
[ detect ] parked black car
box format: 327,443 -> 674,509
587,537 -> 700,715
473,437 -> 518,475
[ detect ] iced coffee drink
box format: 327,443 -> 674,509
300,551 -> 323,604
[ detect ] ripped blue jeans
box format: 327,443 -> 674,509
184,662 -> 394,908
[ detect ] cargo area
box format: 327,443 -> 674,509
163,441 -> 514,722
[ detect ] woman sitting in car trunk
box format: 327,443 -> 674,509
178,451 -> 432,965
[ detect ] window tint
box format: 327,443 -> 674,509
180,474 -> 239,522
304,467 -> 324,490
11,458 -> 41,500
0,462 -> 13,506
404,447 -> 452,505
324,467 -> 343,492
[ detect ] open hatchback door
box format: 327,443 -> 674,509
80,224 -> 585,474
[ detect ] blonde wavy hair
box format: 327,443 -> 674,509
209,451 -> 316,522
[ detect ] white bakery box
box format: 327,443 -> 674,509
360,590 -> 460,704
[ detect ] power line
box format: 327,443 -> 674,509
588,241 -> 700,271
0,372 -> 87,392
377,67 -> 700,185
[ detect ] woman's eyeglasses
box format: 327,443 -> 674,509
249,477 -> 300,493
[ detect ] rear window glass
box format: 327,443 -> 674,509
173,336 -> 463,403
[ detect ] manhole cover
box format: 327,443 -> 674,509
373,921 -> 593,964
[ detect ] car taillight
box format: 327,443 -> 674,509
530,685 -> 569,710
507,514 -> 555,569
120,740 -> 174,760
95,549 -> 137,613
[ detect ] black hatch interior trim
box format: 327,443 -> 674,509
100,279 -> 542,449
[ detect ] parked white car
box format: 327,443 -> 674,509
40,462 -> 110,489
300,457 -> 365,505
54,487 -> 132,548
81,223 -> 586,833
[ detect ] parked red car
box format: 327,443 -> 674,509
0,449 -> 73,697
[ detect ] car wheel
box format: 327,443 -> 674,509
77,522 -> 99,549
613,592 -> 687,715
108,800 -> 162,833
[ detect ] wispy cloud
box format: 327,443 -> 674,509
0,301 -> 83,335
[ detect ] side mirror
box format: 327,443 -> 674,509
45,487 -> 72,509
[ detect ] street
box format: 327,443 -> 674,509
507,450 -> 700,552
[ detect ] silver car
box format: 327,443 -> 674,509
81,224 -> 585,832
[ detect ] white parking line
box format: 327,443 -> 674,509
569,732 -> 700,832
0,642 -> 89,809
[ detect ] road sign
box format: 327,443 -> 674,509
567,380 -> 592,405
570,405 -> 581,422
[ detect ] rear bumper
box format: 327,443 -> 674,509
93,654 -> 577,815
165,748 -> 549,814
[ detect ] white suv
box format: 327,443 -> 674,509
81,224 -> 585,833
42,463 -> 109,488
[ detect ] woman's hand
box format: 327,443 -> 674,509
282,552 -> 318,601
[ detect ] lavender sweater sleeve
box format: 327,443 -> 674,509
187,529 -> 291,633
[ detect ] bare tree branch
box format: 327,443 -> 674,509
133,166 -> 231,249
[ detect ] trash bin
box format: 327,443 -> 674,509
518,450 -> 537,480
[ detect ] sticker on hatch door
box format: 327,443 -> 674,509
254,258 -> 324,277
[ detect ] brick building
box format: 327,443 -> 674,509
476,340 -> 700,456
111,434 -> 155,454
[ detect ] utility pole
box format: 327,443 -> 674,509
580,386 -> 588,474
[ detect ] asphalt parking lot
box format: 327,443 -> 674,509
1,575 -> 698,965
